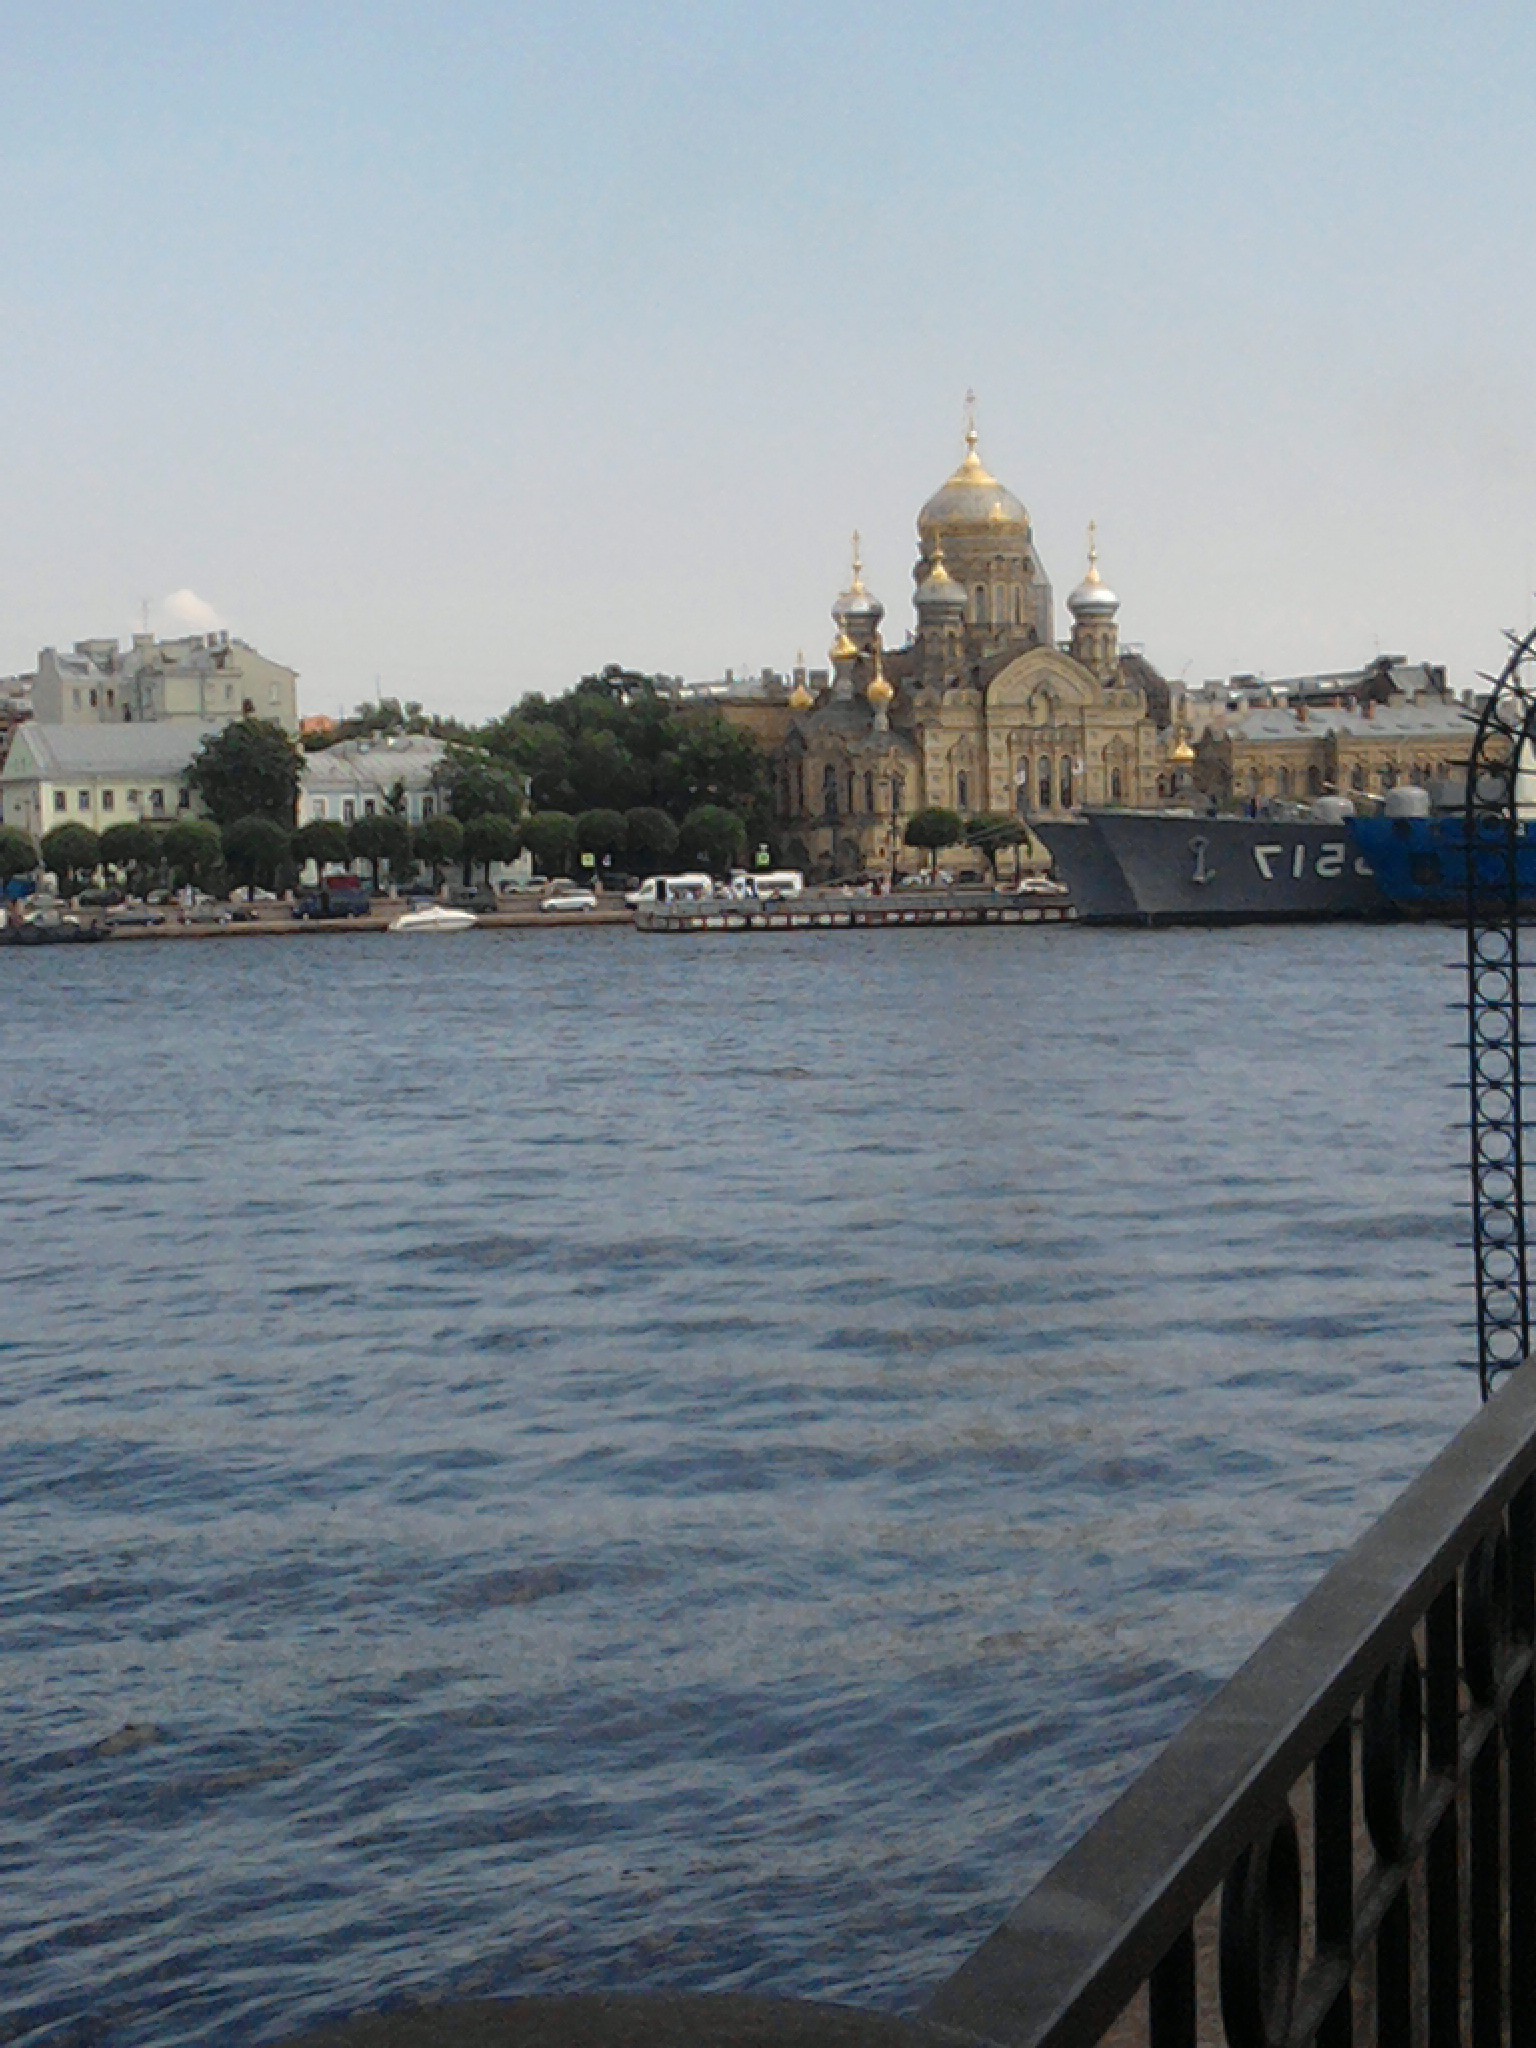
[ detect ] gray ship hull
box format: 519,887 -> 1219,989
1036,812 -> 1392,926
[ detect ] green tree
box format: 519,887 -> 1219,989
162,819 -> 224,892
445,744 -> 524,823
223,815 -> 292,894
415,813 -> 464,886
965,811 -> 1027,881
575,807 -> 627,867
40,823 -> 101,896
518,809 -> 577,877
98,821 -> 158,890
659,715 -> 770,822
623,805 -> 678,874
348,811 -> 411,887
293,818 -> 350,874
0,824 -> 38,885
462,810 -> 519,884
188,718 -> 303,826
570,730 -> 647,812
679,803 -> 746,873
904,806 -> 965,876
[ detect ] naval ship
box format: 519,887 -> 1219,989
1034,806 -> 1392,925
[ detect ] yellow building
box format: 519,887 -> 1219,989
736,418 -> 1173,879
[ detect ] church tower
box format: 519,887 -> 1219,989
914,398 -> 1051,656
1067,524 -> 1120,683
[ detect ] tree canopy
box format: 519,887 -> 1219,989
623,806 -> 679,872
293,818 -> 350,872
518,810 -> 577,876
414,814 -> 464,883
162,819 -> 224,891
473,669 -> 771,849
40,823 -> 100,893
348,812 -> 411,883
679,803 -> 746,872
223,816 -> 292,892
188,718 -> 304,826
965,811 -> 1027,878
462,810 -> 519,880
904,807 -> 965,872
0,824 -> 37,884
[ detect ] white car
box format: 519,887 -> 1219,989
540,886 -> 598,913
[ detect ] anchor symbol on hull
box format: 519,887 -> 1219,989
1189,835 -> 1215,886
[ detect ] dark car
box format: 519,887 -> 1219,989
293,882 -> 374,920
446,886 -> 498,914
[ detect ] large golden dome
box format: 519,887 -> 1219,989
918,423 -> 1028,534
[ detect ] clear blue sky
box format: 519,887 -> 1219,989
1,1 -> 1532,717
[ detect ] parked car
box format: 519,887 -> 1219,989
446,885 -> 498,914
1014,875 -> 1069,896
105,906 -> 165,928
540,885 -> 598,913
77,887 -> 125,907
293,879 -> 374,920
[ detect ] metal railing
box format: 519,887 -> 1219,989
922,1362 -> 1536,2048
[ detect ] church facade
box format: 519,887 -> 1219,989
730,420 -> 1174,879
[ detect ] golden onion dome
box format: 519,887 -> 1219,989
915,536 -> 968,611
788,678 -> 815,711
918,421 -> 1028,535
867,661 -> 894,709
1169,734 -> 1196,765
829,629 -> 859,664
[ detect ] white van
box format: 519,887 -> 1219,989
625,872 -> 716,909
727,869 -> 805,901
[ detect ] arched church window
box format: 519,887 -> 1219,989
956,771 -> 970,810
973,587 -> 988,626
1307,765 -> 1322,796
1060,757 -> 1074,808
864,771 -> 875,813
1038,757 -> 1053,809
795,762 -> 805,811
847,771 -> 856,813
1277,767 -> 1292,797
1350,764 -> 1365,791
892,774 -> 905,814
823,764 -> 839,817
1111,767 -> 1123,803
1013,587 -> 1024,625
992,584 -> 1005,627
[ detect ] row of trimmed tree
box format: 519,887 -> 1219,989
902,808 -> 1029,878
0,798 -> 759,900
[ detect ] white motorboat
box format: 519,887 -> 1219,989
387,903 -> 478,934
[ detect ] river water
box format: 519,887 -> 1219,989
1,923 -> 1476,2045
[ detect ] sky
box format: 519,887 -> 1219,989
1,0 -> 1533,721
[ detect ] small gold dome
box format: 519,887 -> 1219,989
788,679 -> 815,711
867,663 -> 894,709
1169,734 -> 1196,765
830,629 -> 859,663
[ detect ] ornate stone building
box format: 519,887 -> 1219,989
739,418 -> 1172,878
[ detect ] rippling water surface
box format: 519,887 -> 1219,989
1,923 -> 1475,2043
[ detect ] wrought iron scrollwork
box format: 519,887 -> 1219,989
1464,1518 -> 1512,1704
1362,1638 -> 1424,1860
1218,1808 -> 1301,2048
1466,625 -> 1536,1396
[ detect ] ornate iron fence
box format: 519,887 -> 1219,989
1465,623 -> 1536,1397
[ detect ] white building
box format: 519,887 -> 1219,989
1,631 -> 299,735
0,721 -> 219,838
300,734 -> 450,826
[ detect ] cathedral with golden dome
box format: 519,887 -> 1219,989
729,410 -> 1175,879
